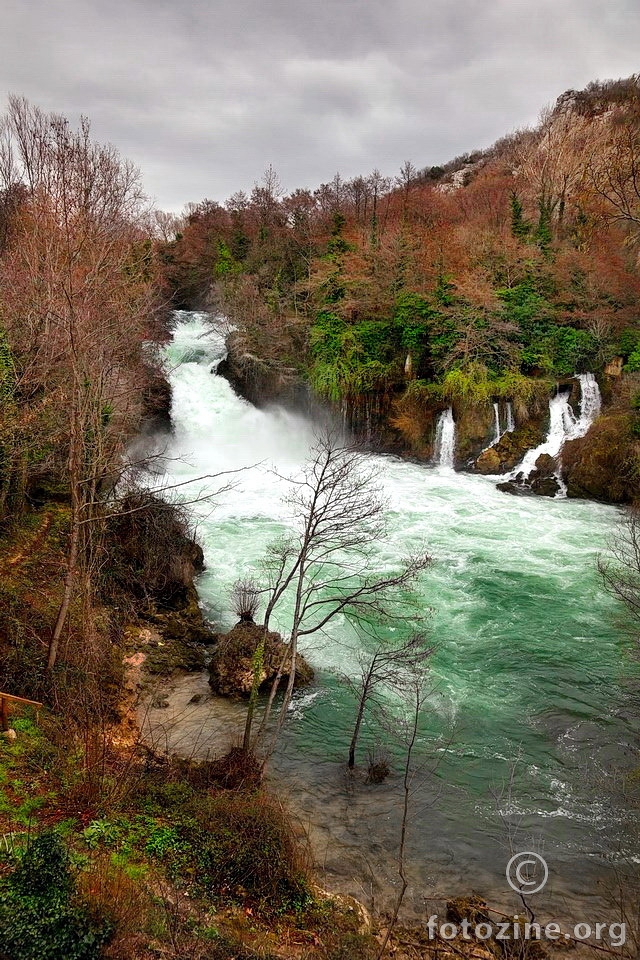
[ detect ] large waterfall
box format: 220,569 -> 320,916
514,373 -> 602,478
434,407 -> 456,468
157,315 -> 631,918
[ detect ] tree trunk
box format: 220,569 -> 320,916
348,690 -> 368,769
47,508 -> 79,670
242,629 -> 265,752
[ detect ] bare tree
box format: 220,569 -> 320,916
0,96 -> 159,670
396,160 -> 418,219
376,675 -> 429,959
346,632 -> 433,770
598,508 -> 640,631
252,430 -> 432,753
585,105 -> 640,239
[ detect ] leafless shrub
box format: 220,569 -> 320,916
365,745 -> 391,784
231,577 -> 260,623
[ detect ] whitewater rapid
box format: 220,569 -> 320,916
156,313 -> 639,919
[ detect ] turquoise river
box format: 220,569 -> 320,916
145,311 -> 640,923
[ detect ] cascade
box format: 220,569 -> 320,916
512,374 -> 602,479
492,402 -> 501,445
506,402 -> 515,433
573,372 -> 601,436
434,407 -> 456,468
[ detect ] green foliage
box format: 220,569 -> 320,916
327,212 -> 351,255
393,292 -> 431,355
309,311 -> 400,401
0,832 -> 112,960
498,280 -> 554,334
492,369 -> 552,404
0,327 -> 15,402
82,818 -> 122,849
510,193 -> 531,240
626,345 -> 640,372
403,379 -> 443,403
619,327 -> 640,358
442,364 -> 493,404
214,240 -> 241,278
309,311 -> 347,364
535,198 -> 553,250
434,274 -> 455,307
551,326 -> 597,375
498,281 -> 597,374
145,824 -> 182,859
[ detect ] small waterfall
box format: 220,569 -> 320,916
435,407 -> 456,469
492,402 -> 501,445
506,402 -> 515,433
573,373 -> 602,436
513,374 -> 601,479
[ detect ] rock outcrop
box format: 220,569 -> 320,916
209,621 -> 314,699
217,340 -> 310,410
562,414 -> 640,502
475,424 -> 545,474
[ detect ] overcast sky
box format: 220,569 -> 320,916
2,0 -> 639,211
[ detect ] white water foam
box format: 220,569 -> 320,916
434,407 -> 456,468
512,374 -> 601,480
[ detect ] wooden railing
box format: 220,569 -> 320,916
0,692 -> 42,731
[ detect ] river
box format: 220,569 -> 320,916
144,311 -> 640,923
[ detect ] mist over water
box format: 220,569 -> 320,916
159,313 -> 640,919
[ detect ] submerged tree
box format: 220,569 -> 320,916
598,507 -> 640,631
346,632 -> 433,770
248,430 -> 432,754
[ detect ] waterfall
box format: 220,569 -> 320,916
492,402 -> 501,445
506,402 -> 515,433
435,407 -> 456,469
513,374 -> 601,479
573,373 -> 602,436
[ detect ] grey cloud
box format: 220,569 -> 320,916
1,0 -> 639,210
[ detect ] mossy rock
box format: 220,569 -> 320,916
563,414 -> 640,502
209,621 -> 314,699
475,423 -> 545,474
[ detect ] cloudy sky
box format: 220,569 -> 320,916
2,0 -> 639,211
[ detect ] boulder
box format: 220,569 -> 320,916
529,474 -> 561,498
209,621 -> 314,699
497,453 -> 561,498
474,447 -> 501,475
496,480 -> 532,496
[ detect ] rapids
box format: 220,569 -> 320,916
151,312 -> 640,920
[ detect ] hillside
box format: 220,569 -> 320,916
159,75 -> 640,503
